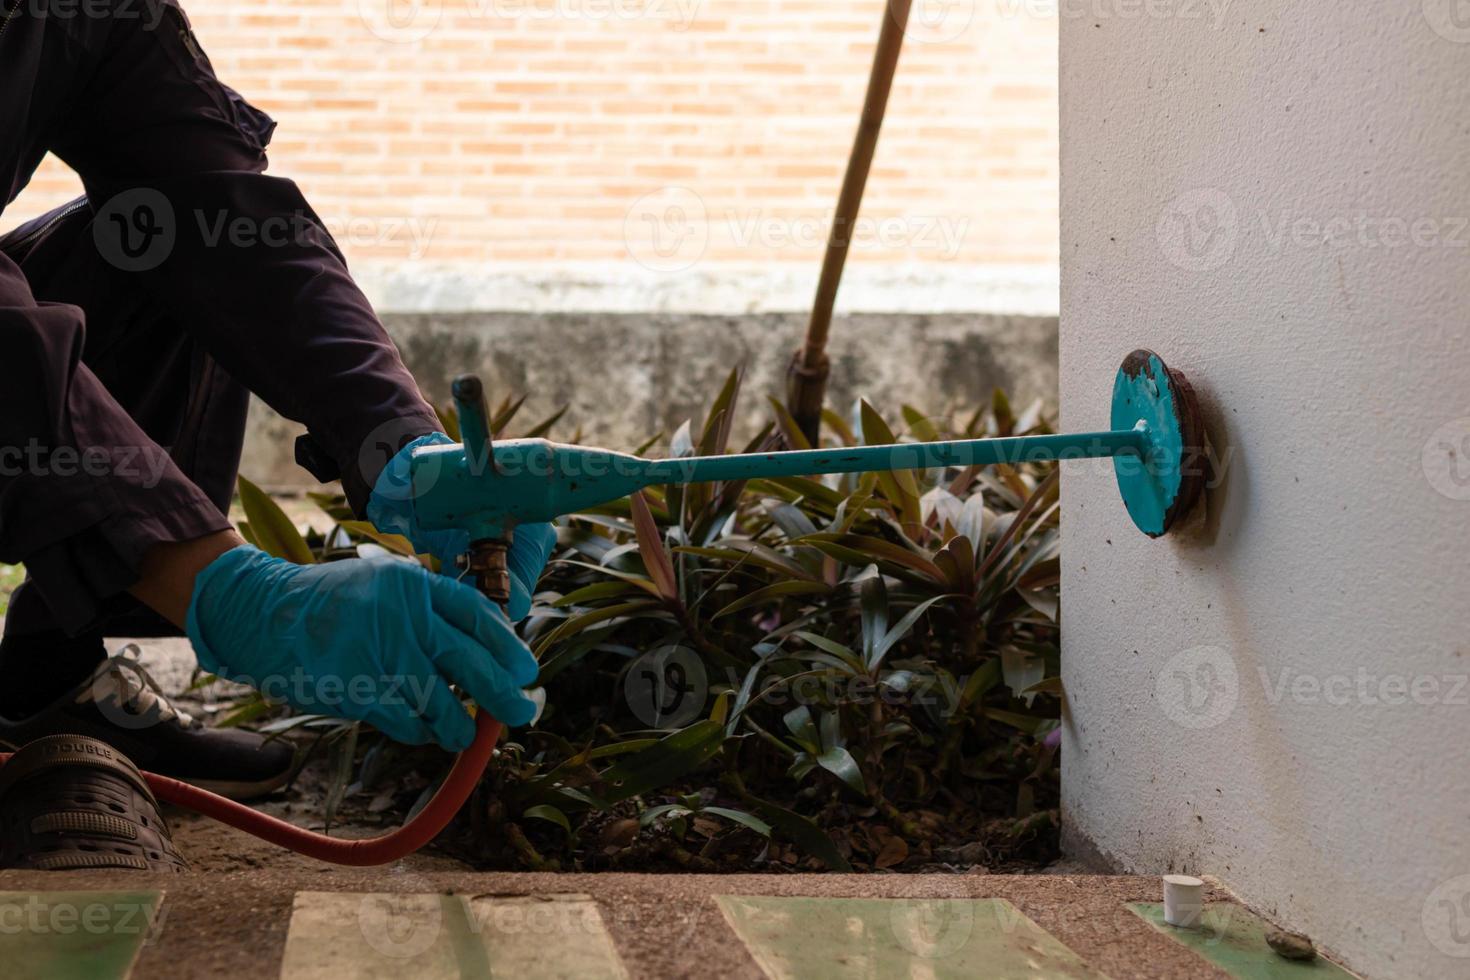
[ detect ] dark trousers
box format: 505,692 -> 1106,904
0,197 -> 246,705
0,0 -> 440,706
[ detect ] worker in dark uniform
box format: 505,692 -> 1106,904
0,0 -> 550,799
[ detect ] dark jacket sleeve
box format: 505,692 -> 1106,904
42,1 -> 443,514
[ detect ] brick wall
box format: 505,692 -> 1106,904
7,0 -> 1057,305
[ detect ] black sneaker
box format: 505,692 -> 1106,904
0,733 -> 188,872
0,652 -> 296,801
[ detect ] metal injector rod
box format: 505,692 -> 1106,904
417,350 -> 1206,548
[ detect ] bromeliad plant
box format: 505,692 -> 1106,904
228,372 -> 1063,871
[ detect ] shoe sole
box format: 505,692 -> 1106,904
0,734 -> 189,871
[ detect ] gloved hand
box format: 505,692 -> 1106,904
366,432 -> 556,620
186,545 -> 539,749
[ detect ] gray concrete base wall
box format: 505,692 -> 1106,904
240,312 -> 1058,489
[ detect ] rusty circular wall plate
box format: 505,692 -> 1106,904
1110,350 -> 1206,537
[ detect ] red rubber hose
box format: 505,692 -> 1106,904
1,711 -> 502,867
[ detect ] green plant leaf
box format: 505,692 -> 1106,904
215,693 -> 274,728
869,595 -> 951,671
821,408 -> 857,447
817,745 -> 867,796
984,707 -> 1049,735
488,394 -> 527,435
600,720 -> 726,803
523,804 -> 571,834
698,367 -> 743,457
763,499 -> 820,541
555,561 -> 664,597
1017,587 -> 1059,622
701,806 -> 772,837
587,739 -> 661,759
337,520 -> 418,557
1021,676 -> 1065,697
992,387 -> 1016,434
552,581 -> 639,607
629,491 -> 679,602
798,533 -> 946,583
1001,644 -> 1047,704
791,631 -> 865,674
744,799 -> 853,871
675,543 -> 818,581
713,580 -> 831,620
435,402 -> 461,442
533,598 -> 664,655
956,494 -> 988,562
859,400 -> 922,503
902,404 -> 942,443
858,569 -> 889,667
640,803 -> 692,828
307,491 -> 353,521
520,405 -> 569,439
768,396 -> 812,451
237,476 -> 315,564
323,722 -> 359,831
782,705 -> 819,751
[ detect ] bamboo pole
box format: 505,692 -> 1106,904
785,0 -> 913,446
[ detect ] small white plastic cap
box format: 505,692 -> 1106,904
1163,874 -> 1205,928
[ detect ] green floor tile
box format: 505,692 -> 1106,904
0,890 -> 163,980
1128,903 -> 1355,979
716,895 -> 1105,979
278,891 -> 628,979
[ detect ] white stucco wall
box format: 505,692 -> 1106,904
1059,4 -> 1470,978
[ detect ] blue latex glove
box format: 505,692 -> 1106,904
186,546 -> 539,748
366,432 -> 556,620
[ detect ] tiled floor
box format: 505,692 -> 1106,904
0,873 -> 1355,979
